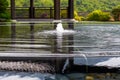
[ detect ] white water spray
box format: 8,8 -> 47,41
56,23 -> 64,32
56,23 -> 63,52
37,23 -> 75,36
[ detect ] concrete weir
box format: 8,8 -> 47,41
0,53 -> 56,73
0,61 -> 55,73
0,52 -> 119,73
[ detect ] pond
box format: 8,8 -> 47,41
0,22 -> 120,80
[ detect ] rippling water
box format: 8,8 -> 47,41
0,23 -> 120,79
2,23 -> 120,54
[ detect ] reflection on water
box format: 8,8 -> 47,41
0,23 -> 120,79
0,24 -> 10,38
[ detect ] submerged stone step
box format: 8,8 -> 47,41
0,61 -> 55,73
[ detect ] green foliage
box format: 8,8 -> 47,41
0,12 -> 10,19
7,0 -> 120,12
74,11 -> 82,21
61,10 -> 67,19
111,5 -> 120,21
75,0 -> 120,12
0,0 -> 10,20
6,0 -> 120,21
87,10 -> 111,21
34,0 -> 54,7
0,0 -> 8,12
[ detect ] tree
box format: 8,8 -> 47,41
87,10 -> 111,21
7,0 -> 120,12
0,0 -> 10,20
0,0 -> 8,12
75,0 -> 120,12
112,5 -> 120,21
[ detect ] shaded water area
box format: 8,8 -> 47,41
0,22 -> 120,79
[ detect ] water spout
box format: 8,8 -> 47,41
56,23 -> 63,52
56,23 -> 64,32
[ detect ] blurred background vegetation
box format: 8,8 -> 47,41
6,0 -> 120,12
1,0 -> 120,21
0,0 -> 10,21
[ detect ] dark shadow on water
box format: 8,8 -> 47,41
64,65 -> 120,73
0,23 -> 10,38
11,23 -> 16,39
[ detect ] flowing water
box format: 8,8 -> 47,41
0,22 -> 120,80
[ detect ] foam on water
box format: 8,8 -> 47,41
36,23 -> 76,36
0,44 -> 50,48
0,71 -> 54,80
95,57 -> 120,67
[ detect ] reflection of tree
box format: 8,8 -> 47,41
0,26 -> 10,38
